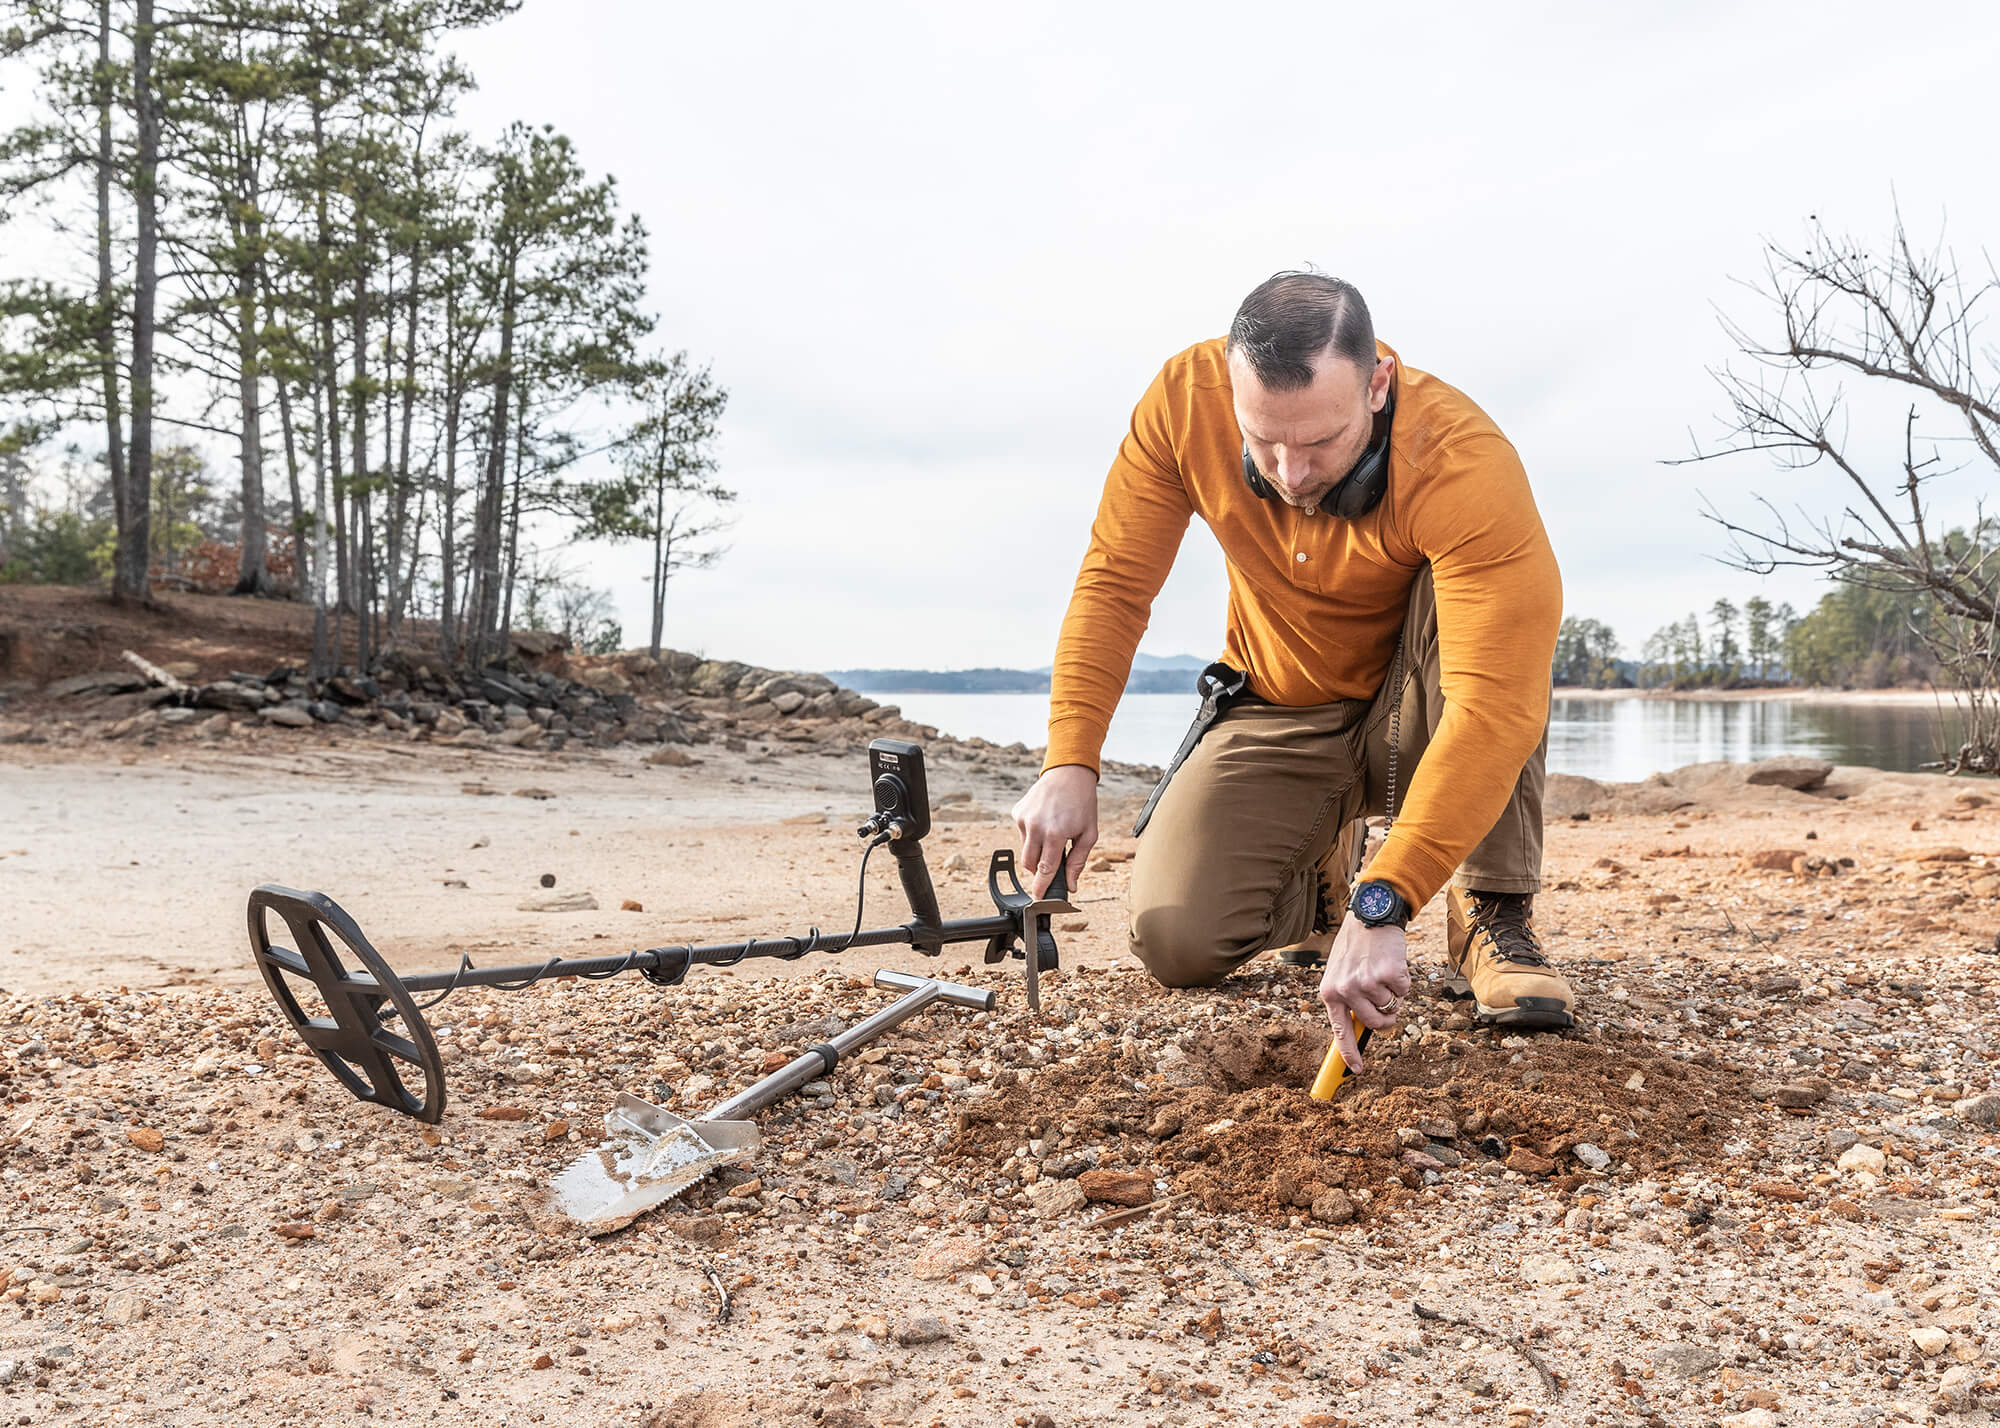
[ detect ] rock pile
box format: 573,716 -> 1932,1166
0,640 -> 1166,778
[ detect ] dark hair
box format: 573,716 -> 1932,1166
1226,271 -> 1375,390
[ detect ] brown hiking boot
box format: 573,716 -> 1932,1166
1444,889 -> 1574,1029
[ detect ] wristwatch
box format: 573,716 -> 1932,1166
1348,880 -> 1410,929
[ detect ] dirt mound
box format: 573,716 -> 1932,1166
951,1019 -> 1757,1219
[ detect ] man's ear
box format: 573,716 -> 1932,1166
1369,356 -> 1396,413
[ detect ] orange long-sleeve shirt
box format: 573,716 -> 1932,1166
1047,337 -> 1562,910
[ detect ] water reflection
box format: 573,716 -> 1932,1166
1549,697 -> 1970,782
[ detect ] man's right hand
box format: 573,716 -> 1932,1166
1011,763 -> 1098,897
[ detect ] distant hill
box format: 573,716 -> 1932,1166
824,654 -> 1210,695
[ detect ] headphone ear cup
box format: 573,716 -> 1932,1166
1322,444 -> 1386,519
1242,444 -> 1275,501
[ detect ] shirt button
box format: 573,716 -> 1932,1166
1295,551 -> 1308,563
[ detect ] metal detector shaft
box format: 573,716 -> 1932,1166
704,970 -> 995,1122
391,917 -> 1018,994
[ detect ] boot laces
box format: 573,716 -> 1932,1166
1468,892 -> 1546,967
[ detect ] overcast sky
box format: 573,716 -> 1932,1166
18,3 -> 2000,674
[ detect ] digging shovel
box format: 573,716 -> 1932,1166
552,969 -> 994,1234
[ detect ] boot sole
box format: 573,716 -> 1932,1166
1440,978 -> 1574,1029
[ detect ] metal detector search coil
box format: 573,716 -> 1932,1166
247,739 -> 1073,1122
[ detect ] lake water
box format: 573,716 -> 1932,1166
880,691 -> 1972,781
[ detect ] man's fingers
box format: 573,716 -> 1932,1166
1329,1004 -> 1363,1073
1350,994 -> 1398,1033
1063,836 -> 1093,893
1020,827 -> 1046,887
1032,846 -> 1064,899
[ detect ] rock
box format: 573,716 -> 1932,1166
1938,1363 -> 1982,1411
516,892 -> 598,912
647,747 -> 699,767
1520,1255 -> 1580,1285
771,690 -> 808,715
1721,1411 -> 1777,1428
1572,1142 -> 1611,1171
1837,1144 -> 1887,1175
1955,1093 -> 2000,1128
912,1237 -> 986,1281
1310,1189 -> 1355,1225
1740,848 -> 1807,872
1916,845 -> 1973,863
101,1290 -> 148,1326
1542,772 -> 1608,820
1076,1169 -> 1153,1206
1505,1147 -> 1555,1175
510,630 -> 569,658
195,680 -> 265,712
126,1127 -> 164,1153
1744,754 -> 1833,790
260,703 -> 313,728
1912,1326 -> 1951,1357
1027,1178 -> 1087,1218
478,1106 -> 532,1122
1652,1344 -> 1719,1378
620,899 -> 644,912
894,1315 -> 952,1347
49,669 -> 146,698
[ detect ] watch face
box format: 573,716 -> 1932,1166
1356,883 -> 1395,922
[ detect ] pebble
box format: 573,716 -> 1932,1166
1311,1190 -> 1355,1225
1837,1144 -> 1887,1175
1956,1093 -> 2000,1128
1521,1255 -> 1581,1285
893,1315 -> 951,1347
1572,1142 -> 1611,1171
1912,1327 -> 1951,1357
101,1290 -> 148,1326
1721,1410 -> 1777,1428
1653,1343 -> 1720,1378
911,1237 -> 986,1282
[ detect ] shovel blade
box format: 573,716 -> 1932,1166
551,1092 -> 761,1236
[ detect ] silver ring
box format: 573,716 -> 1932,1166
1374,999 -> 1398,1015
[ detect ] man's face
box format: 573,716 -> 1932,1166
1230,350 -> 1395,510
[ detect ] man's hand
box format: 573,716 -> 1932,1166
1317,915 -> 1411,1072
1011,764 -> 1098,897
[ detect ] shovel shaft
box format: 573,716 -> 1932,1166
701,972 -> 989,1123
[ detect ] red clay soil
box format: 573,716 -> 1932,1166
950,1017 -> 1757,1219
0,584 -> 325,687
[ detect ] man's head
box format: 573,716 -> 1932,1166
1227,271 -> 1395,510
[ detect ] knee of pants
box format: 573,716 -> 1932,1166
1127,904 -> 1237,989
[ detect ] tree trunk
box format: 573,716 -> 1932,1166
389,213 -> 422,633
438,270 -> 463,662
310,378 -> 330,679
115,0 -> 158,605
499,382 -> 527,643
308,89 -> 347,658
94,0 -> 128,589
467,266 -> 516,667
648,474 -> 666,657
351,239 -> 373,669
233,101 -> 270,595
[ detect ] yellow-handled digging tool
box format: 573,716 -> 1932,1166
1309,1015 -> 1376,1101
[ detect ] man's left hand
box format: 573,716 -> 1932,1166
1317,916 -> 1410,1072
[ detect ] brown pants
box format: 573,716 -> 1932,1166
1127,567 -> 1548,987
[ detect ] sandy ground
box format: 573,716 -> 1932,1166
2,736 -> 2000,1428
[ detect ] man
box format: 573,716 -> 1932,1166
1012,271 -> 1571,1073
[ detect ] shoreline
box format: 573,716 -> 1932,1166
1552,685 -> 1972,707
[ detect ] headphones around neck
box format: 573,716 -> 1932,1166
1241,386 -> 1396,519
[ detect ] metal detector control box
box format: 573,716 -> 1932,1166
866,738 -> 931,842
